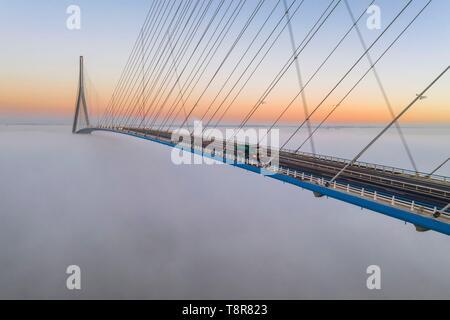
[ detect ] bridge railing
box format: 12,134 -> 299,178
282,148 -> 450,184
197,143 -> 450,219
117,127 -> 449,185
278,152 -> 450,199
268,164 -> 450,220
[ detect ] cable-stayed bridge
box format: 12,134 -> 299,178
72,0 -> 450,236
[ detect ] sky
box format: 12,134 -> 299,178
0,0 -> 449,124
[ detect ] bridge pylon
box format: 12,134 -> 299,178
72,56 -> 91,133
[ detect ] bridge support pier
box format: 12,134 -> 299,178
313,191 -> 324,198
72,56 -> 91,134
414,225 -> 430,232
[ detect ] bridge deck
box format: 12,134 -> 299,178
79,126 -> 450,234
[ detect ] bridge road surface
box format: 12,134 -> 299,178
100,127 -> 450,221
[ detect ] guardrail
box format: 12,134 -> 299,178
112,126 -> 449,185
198,140 -> 450,198
197,143 -> 450,220
278,155 -> 450,199
270,164 -> 450,219
283,148 -> 450,183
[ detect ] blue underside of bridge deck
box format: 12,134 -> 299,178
77,127 -> 450,237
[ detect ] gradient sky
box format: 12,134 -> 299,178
0,0 -> 449,124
